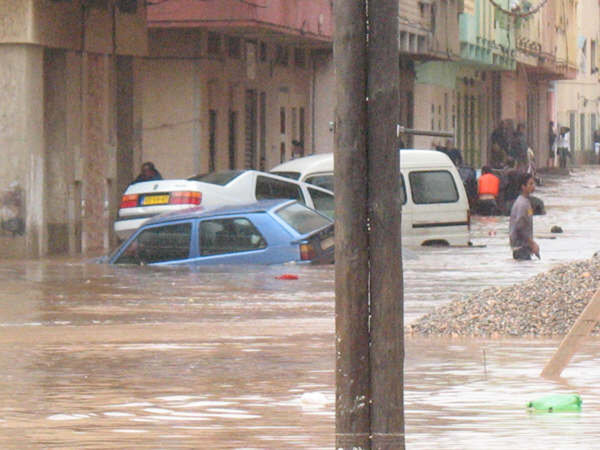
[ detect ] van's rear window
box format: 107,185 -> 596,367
409,170 -> 458,204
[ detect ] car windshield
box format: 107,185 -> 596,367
188,170 -> 244,185
275,202 -> 332,235
271,171 -> 301,180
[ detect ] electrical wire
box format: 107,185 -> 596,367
487,0 -> 549,18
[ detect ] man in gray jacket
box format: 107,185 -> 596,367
509,172 -> 540,260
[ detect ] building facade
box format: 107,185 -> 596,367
554,0 -> 600,163
143,0 -> 333,177
0,0 -> 147,258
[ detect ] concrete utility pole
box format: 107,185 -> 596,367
334,0 -> 404,448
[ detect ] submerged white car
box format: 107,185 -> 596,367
114,170 -> 334,240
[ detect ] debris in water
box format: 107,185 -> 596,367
276,274 -> 299,280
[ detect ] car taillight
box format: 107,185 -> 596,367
170,191 -> 202,205
300,243 -> 316,261
467,209 -> 471,231
120,194 -> 139,208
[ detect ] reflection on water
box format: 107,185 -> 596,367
0,168 -> 600,448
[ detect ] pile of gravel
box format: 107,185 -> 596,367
408,257 -> 600,337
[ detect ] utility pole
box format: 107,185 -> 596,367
334,1 -> 370,448
367,0 -> 404,447
334,0 -> 404,448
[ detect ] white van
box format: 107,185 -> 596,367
271,150 -> 471,247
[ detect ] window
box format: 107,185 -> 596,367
199,218 -> 266,256
280,107 -> 286,134
259,42 -> 267,62
580,39 -> 587,74
580,113 -> 586,150
305,174 -> 334,192
272,171 -> 301,181
276,202 -> 332,235
116,223 -> 192,264
291,107 -> 297,140
208,32 -> 221,55
294,48 -> 306,68
228,36 -> 241,59
409,170 -> 459,204
591,40 -> 597,73
275,45 -> 289,66
307,187 -> 335,219
228,111 -> 237,170
255,176 -> 305,203
209,110 -> 217,172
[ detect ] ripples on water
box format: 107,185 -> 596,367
1,168 -> 600,448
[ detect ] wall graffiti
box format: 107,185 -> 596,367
0,183 -> 25,236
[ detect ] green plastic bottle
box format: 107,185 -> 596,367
526,394 -> 582,412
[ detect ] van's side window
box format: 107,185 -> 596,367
409,170 -> 458,204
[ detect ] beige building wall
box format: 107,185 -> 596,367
313,51 -> 335,154
412,83 -> 455,150
555,0 -> 600,161
0,44 -> 44,257
0,1 -> 147,258
141,30 -> 315,177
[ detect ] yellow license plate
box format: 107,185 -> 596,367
320,237 -> 334,250
142,194 -> 170,206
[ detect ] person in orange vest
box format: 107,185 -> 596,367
476,166 -> 500,215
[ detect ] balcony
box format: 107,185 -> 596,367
147,0 -> 333,46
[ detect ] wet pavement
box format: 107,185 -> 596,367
1,167 -> 600,448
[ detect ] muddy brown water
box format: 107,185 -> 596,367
1,167 -> 600,448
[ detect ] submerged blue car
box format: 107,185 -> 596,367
108,199 -> 334,266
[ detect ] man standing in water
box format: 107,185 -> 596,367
509,172 -> 540,260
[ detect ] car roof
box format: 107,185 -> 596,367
400,149 -> 455,167
269,149 -> 455,174
270,153 -> 334,175
142,198 -> 297,225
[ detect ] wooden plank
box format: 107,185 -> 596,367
541,288 -> 600,378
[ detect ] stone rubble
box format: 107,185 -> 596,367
408,256 -> 600,337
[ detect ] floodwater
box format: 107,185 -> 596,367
2,167 -> 600,448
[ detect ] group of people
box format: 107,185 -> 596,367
433,139 -> 463,166
489,120 -> 531,172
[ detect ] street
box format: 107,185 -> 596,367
0,167 -> 599,448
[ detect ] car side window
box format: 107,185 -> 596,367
255,175 -> 305,204
115,222 -> 192,264
199,217 -> 267,256
409,170 -> 459,204
307,187 -> 335,219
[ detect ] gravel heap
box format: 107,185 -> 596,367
408,257 -> 600,337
